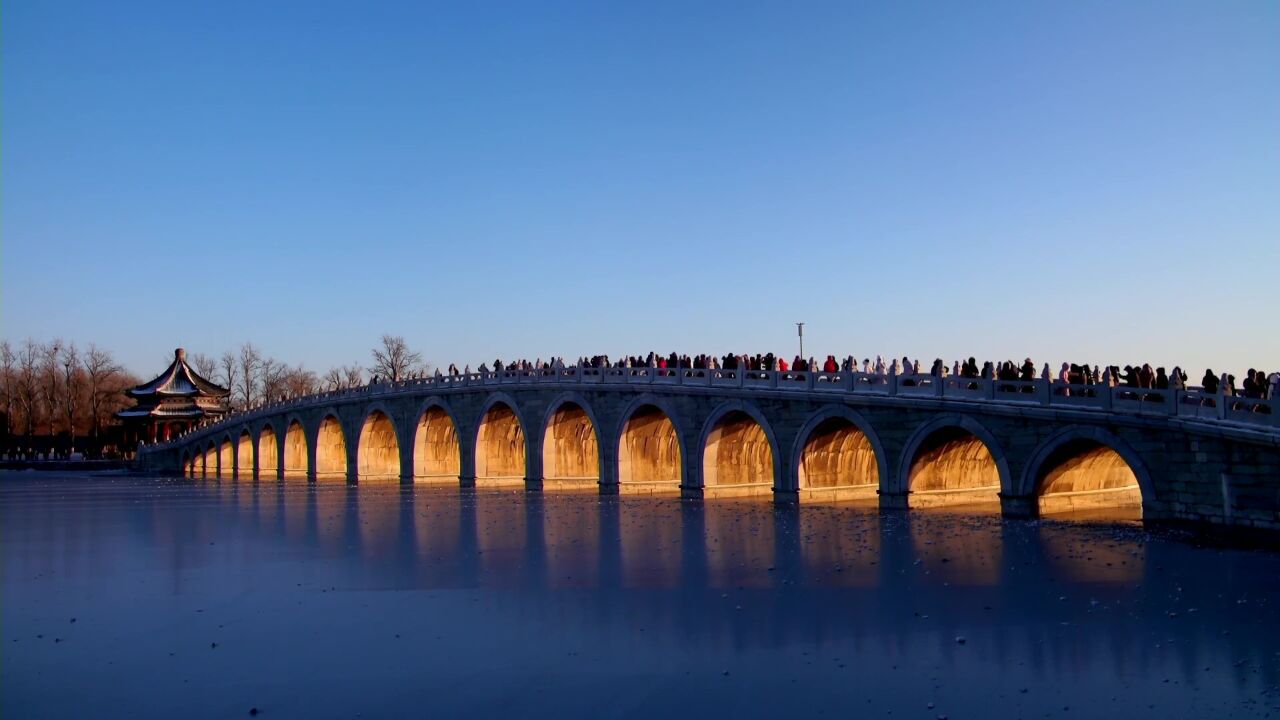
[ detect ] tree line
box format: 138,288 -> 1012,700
0,339 -> 140,453
191,334 -> 427,412
0,334 -> 428,456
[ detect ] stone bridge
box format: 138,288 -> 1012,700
139,366 -> 1280,531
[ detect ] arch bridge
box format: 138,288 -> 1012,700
139,366 -> 1280,530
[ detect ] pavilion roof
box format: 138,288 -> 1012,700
127,348 -> 230,399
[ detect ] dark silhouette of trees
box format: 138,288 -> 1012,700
370,334 -> 424,382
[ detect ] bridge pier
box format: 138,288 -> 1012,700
525,477 -> 543,492
772,488 -> 799,505
598,482 -> 619,496
1000,493 -> 1038,519
680,485 -> 704,501
878,490 -> 909,511
459,475 -> 476,488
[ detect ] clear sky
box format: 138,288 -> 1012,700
4,1 -> 1277,377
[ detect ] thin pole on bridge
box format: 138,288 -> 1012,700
796,322 -> 804,360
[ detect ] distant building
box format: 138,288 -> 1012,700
117,348 -> 230,445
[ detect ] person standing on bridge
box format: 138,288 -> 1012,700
1137,364 -> 1154,389
1201,369 -> 1219,394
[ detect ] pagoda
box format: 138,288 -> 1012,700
117,348 -> 231,445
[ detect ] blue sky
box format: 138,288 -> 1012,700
4,1 -> 1277,377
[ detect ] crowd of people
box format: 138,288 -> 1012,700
418,352 -> 1279,402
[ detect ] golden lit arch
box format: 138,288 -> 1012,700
358,410 -> 400,480
906,426 -> 1001,510
475,402 -> 525,485
541,401 -> 599,488
414,406 -> 460,481
797,416 -> 879,503
315,415 -> 347,480
702,408 -> 775,498
258,426 -> 279,478
618,404 -> 682,493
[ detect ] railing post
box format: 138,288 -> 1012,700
1216,392 -> 1226,420
935,377 -> 945,398
888,374 -> 899,397
1037,379 -> 1050,406
983,378 -> 995,400
805,372 -> 815,390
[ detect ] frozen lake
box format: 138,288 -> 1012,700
3,472 -> 1279,719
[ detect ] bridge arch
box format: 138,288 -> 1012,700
413,399 -> 461,482
314,412 -> 348,480
202,442 -> 215,477
699,400 -> 781,497
791,406 -> 886,502
897,414 -> 1010,510
236,428 -> 253,479
474,393 -> 529,484
616,394 -> 686,492
1021,426 -> 1151,520
218,435 -> 234,478
357,404 -> 401,481
257,423 -> 280,479
540,393 -> 602,487
283,417 -> 308,479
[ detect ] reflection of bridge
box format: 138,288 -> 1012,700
139,367 -> 1280,530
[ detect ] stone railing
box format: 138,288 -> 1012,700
144,366 -> 1279,451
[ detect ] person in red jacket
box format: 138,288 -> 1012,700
823,355 -> 838,373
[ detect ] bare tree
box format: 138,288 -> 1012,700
219,352 -> 240,410
40,340 -> 63,438
345,364 -> 365,388
83,344 -> 123,439
259,356 -> 288,403
0,341 -> 14,438
188,352 -> 218,382
61,344 -> 81,454
322,367 -> 343,391
323,364 -> 364,391
15,340 -> 41,440
369,334 -> 423,383
284,365 -> 318,398
236,343 -> 262,408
